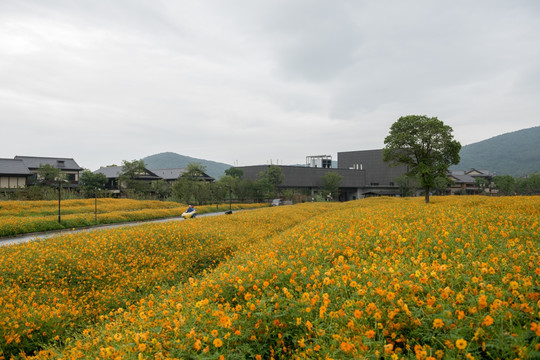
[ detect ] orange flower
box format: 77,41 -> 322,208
482,315 -> 494,326
340,341 -> 355,353
433,318 -> 444,329
456,339 -> 467,350
213,338 -> 223,348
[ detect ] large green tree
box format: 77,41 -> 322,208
258,165 -> 284,198
119,160 -> 151,196
383,115 -> 461,203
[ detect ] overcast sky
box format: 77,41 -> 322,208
1,0 -> 539,171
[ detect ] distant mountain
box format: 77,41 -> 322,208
452,126 -> 540,177
142,152 -> 232,179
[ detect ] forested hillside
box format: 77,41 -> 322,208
453,126 -> 540,176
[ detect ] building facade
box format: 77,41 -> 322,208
239,149 -> 409,201
14,156 -> 83,185
0,159 -> 32,189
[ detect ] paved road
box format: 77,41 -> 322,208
0,211 -> 231,247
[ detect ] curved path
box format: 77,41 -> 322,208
0,211 -> 232,247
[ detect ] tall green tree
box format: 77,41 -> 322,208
37,164 -> 63,185
493,175 -> 516,195
321,172 -> 342,200
171,178 -> 195,204
118,160 -> 150,195
258,165 -> 284,198
383,115 -> 461,203
79,170 -> 108,194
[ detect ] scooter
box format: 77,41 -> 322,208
181,210 -> 197,219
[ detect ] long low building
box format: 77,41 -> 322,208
239,149 -> 409,201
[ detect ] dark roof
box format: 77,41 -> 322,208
94,166 -> 161,180
152,168 -> 186,180
152,168 -> 215,182
448,174 -> 475,184
466,169 -> 495,177
14,156 -> 82,171
94,166 -> 123,178
0,158 -> 31,175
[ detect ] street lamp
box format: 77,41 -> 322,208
225,185 -> 233,214
94,188 -> 100,224
58,178 -> 61,223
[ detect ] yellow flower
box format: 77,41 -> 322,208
456,339 -> 467,350
482,315 -> 494,326
213,338 -> 223,348
433,318 -> 444,329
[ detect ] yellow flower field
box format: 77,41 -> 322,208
0,199 -> 262,237
0,196 -> 539,359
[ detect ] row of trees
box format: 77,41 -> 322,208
106,161 -> 344,204
491,173 -> 540,195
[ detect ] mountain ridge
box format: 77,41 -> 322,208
453,126 -> 540,177
142,152 -> 232,180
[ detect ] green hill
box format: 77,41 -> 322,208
453,126 -> 540,177
142,152 -> 232,179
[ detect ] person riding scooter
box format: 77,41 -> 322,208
182,205 -> 197,219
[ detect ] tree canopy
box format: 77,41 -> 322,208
322,172 -> 342,200
37,164 -> 63,185
224,167 -> 244,179
79,170 -> 108,193
383,115 -> 461,203
183,162 -> 208,179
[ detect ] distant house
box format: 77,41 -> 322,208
466,168 -> 495,182
0,158 -> 31,189
151,168 -> 215,183
94,166 -> 161,192
448,171 -> 476,194
14,156 -> 83,185
448,169 -> 496,195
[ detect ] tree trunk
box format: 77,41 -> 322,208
424,187 -> 430,203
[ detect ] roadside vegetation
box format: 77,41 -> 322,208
0,196 -> 538,359
0,199 -> 262,237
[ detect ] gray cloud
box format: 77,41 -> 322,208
1,0 -> 539,171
